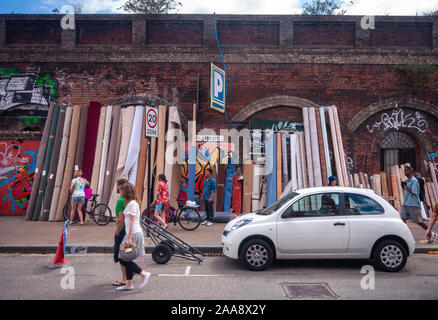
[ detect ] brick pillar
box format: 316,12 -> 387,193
61,18 -> 75,50
433,20 -> 438,49
0,18 -> 5,48
203,15 -> 216,49
279,20 -> 293,48
133,15 -> 146,47
355,20 -> 371,48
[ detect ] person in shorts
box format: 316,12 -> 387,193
113,178 -> 128,287
400,166 -> 429,233
69,169 -> 89,225
154,174 -> 169,229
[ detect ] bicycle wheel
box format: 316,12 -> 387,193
178,207 -> 201,231
92,203 -> 112,226
63,202 -> 79,224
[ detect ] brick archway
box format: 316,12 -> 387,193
231,95 -> 320,122
347,97 -> 438,132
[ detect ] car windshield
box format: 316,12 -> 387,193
256,192 -> 299,215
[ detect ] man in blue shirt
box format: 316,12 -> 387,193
201,168 -> 216,226
401,166 -> 429,233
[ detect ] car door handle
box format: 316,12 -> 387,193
334,222 -> 346,226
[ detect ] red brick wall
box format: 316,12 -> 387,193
218,21 -> 279,46
76,21 -> 132,45
293,22 -> 355,46
146,20 -> 203,45
370,23 -> 433,48
5,21 -> 61,45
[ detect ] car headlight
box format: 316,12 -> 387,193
231,218 -> 253,230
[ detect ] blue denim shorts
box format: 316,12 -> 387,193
72,196 -> 85,204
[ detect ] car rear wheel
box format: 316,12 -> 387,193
239,239 -> 273,271
373,239 -> 407,272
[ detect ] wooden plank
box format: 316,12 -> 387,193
394,165 -> 404,205
290,134 -> 298,191
251,164 -> 261,211
25,102 -> 55,221
242,160 -> 253,214
302,107 -> 314,187
333,107 -> 349,187
298,133 -> 308,188
90,107 -> 107,202
359,172 -> 365,189
353,173 -> 360,188
55,105 -> 81,221
309,107 -> 322,187
102,106 -> 121,205
49,106 -> 72,222
429,162 -> 438,200
327,107 -> 344,186
74,104 -> 89,171
390,166 -> 400,212
319,107 -> 332,181
154,105 -> 167,194
97,105 -> 113,197
276,132 -> 282,199
380,172 -> 389,200
108,106 -> 135,211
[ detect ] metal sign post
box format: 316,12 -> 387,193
146,106 -> 159,215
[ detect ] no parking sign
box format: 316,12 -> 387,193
146,106 -> 158,137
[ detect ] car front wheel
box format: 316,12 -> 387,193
373,239 -> 407,272
239,239 -> 273,271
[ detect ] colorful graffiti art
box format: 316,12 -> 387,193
0,67 -> 57,112
178,142 -> 234,204
0,140 -> 39,215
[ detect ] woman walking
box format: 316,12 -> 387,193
69,169 -> 89,225
117,183 -> 151,291
154,174 -> 169,229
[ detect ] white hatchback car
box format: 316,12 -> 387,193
222,187 -> 415,272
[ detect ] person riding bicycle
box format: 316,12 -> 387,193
155,174 -> 170,229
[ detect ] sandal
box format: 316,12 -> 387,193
112,280 -> 127,287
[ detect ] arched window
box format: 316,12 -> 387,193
380,131 -> 416,174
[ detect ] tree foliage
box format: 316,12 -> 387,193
119,0 -> 182,14
302,0 -> 348,15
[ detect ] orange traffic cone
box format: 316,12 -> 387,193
46,229 -> 69,269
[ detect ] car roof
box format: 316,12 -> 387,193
295,186 -> 376,195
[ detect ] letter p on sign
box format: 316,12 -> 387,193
210,63 -> 226,113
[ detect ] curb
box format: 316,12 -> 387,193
0,245 -> 436,255
0,245 -> 223,255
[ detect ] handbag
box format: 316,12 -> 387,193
119,242 -> 139,262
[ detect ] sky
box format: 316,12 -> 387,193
0,0 -> 437,15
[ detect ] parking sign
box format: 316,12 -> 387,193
210,63 -> 226,113
146,106 -> 158,137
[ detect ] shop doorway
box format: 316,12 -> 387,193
380,131 -> 417,174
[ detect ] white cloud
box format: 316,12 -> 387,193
341,0 -> 438,15
39,0 -> 438,15
179,0 -> 303,14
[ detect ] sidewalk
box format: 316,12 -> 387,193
0,215 -> 437,254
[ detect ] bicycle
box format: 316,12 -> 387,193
63,193 -> 112,226
142,199 -> 201,231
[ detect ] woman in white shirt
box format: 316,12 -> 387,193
116,183 -> 151,291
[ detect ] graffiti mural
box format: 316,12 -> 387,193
0,67 -> 57,112
367,107 -> 429,133
0,140 -> 39,215
178,142 -> 235,203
